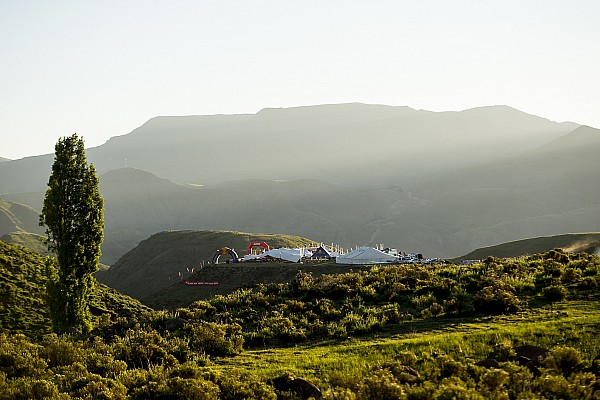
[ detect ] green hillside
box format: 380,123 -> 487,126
0,231 -> 49,256
99,230 -> 317,302
0,198 -> 44,238
0,240 -> 151,337
458,232 -> 600,260
145,262 -> 371,310
1,231 -> 111,274
2,247 -> 599,399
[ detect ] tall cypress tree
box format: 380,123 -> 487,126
40,134 -> 104,334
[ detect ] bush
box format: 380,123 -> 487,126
185,322 -> 244,357
112,328 -> 176,369
544,347 -> 583,376
211,372 -> 277,400
542,285 -> 568,302
473,285 -> 521,314
40,334 -> 84,367
0,377 -> 66,400
358,370 -> 404,400
0,334 -> 47,379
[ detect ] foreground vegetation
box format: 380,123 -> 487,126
1,240 -> 600,399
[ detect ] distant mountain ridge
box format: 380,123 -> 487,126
0,103 -> 579,193
2,103 -> 598,263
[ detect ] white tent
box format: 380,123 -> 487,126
243,248 -> 311,263
336,246 -> 398,265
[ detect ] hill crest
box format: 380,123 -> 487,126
458,232 -> 600,260
98,230 -> 317,302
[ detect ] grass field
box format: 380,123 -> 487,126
212,298 -> 600,383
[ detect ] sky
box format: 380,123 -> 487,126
1,0 -> 599,160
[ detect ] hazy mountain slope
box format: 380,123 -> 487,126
99,168 -> 194,263
86,125 -> 600,261
82,104 -> 583,187
0,198 -> 45,237
96,168 -> 424,263
0,103 -> 578,193
457,233 -> 600,260
0,231 -> 49,256
98,230 -> 316,302
0,192 -> 44,212
8,122 -> 598,262
395,125 -> 600,255
0,154 -> 53,193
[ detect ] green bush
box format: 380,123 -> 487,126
185,322 -> 244,357
542,285 -> 568,302
112,328 -> 176,369
210,372 -> 277,400
0,333 -> 47,379
473,285 -> 521,314
358,369 -> 404,400
543,347 -> 583,376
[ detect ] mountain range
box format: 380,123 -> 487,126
1,103 -> 598,262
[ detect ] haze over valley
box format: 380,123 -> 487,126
2,103 -> 599,264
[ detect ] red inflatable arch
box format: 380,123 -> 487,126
247,241 -> 270,255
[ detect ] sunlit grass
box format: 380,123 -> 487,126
213,299 -> 600,390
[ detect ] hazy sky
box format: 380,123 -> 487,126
1,1 -> 599,159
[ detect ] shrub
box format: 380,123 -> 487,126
0,334 -> 47,379
211,372 -> 277,400
323,387 -> 358,400
112,328 -> 176,369
40,334 -> 84,367
421,302 -> 443,318
0,377 -> 66,400
473,285 -> 521,314
543,347 -> 583,376
434,381 -> 485,400
411,293 -> 437,309
479,369 -> 509,392
185,322 -> 244,357
164,377 -> 221,400
542,285 -> 568,302
358,370 -> 404,400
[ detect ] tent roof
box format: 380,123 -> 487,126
312,246 -> 333,258
247,247 -> 311,263
336,246 -> 398,264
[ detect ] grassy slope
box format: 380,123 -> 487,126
214,301 -> 600,384
99,230 -> 319,302
0,198 -> 45,237
198,251 -> 600,397
146,261 -> 371,309
0,231 -> 49,256
0,240 -> 151,337
1,231 -> 111,272
1,241 -> 599,398
458,232 -> 600,260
